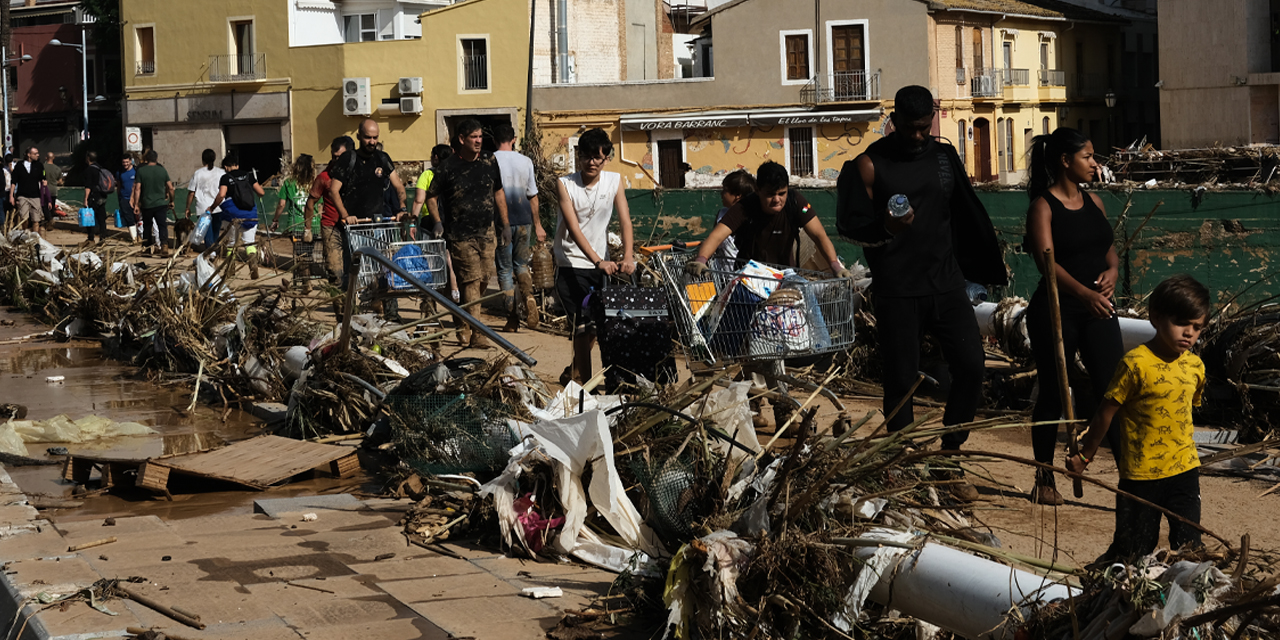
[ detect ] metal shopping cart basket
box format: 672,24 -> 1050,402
346,221 -> 448,292
652,251 -> 856,366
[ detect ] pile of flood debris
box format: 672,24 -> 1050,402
0,229 -> 439,438
378,364 -> 1280,640
6,229 -> 1280,638
1106,144 -> 1280,191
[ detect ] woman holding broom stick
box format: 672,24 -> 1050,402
1024,127 -> 1123,505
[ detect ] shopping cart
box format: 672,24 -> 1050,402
346,221 -> 448,292
651,251 -> 856,366
651,250 -> 857,425
290,234 -> 326,288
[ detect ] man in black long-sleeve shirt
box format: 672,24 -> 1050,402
836,85 -> 1007,501
9,146 -> 45,235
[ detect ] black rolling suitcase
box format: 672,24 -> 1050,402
590,275 -> 677,393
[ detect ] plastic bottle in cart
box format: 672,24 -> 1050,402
888,194 -> 911,218
531,242 -> 556,290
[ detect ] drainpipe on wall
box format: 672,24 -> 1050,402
556,0 -> 569,84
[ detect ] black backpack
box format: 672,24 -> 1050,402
90,165 -> 114,195
227,169 -> 258,210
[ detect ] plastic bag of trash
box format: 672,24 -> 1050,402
0,421 -> 29,456
194,254 -> 220,289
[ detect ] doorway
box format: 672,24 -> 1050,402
657,140 -> 685,189
973,118 -> 992,182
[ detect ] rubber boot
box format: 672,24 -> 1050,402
502,289 -> 520,332
517,271 -> 539,330
247,247 -> 260,280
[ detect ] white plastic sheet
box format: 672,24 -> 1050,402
8,414 -> 156,443
525,409 -> 663,561
0,422 -> 28,456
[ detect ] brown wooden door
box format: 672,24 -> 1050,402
831,24 -> 866,99
972,28 -> 984,74
973,118 -> 992,182
657,140 -> 685,189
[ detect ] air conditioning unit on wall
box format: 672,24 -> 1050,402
398,77 -> 423,95
343,77 -> 372,116
400,96 -> 423,115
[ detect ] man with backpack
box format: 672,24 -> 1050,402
208,151 -> 266,279
327,119 -> 408,319
82,150 -> 114,244
132,150 -> 174,256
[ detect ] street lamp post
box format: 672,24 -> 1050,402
1,47 -> 32,154
1104,89 -> 1117,152
50,25 -> 89,141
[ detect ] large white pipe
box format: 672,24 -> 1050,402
974,301 -> 1156,353
854,534 -> 1079,639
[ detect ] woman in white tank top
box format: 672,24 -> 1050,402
552,128 -> 635,385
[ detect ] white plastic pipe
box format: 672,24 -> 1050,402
974,301 -> 1156,353
854,536 -> 1079,639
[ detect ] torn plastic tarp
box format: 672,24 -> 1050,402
662,530 -> 754,640
832,528 -> 915,631
481,406 -> 665,573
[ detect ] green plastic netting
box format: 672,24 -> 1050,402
630,453 -> 725,542
387,394 -> 518,476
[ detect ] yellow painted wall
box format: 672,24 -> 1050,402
123,0 -> 528,163
536,114 -> 879,189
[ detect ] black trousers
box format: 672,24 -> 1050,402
874,288 -> 985,449
85,199 -> 107,241
1026,288 -> 1125,463
1106,468 -> 1202,560
141,205 -> 170,249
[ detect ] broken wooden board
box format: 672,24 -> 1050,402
63,435 -> 360,494
138,435 -> 360,491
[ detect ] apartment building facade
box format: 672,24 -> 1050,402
121,0 -> 527,184
533,0 -> 1124,189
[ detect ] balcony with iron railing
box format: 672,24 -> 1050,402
136,60 -> 155,76
209,53 -> 266,82
799,70 -> 880,106
1002,68 -> 1030,86
971,69 -> 1001,99
1038,69 -> 1067,101
955,67 -> 966,85
1069,72 -> 1109,99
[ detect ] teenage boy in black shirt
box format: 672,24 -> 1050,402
836,85 -> 1007,502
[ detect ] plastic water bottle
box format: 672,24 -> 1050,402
888,194 -> 911,218
965,281 -> 989,305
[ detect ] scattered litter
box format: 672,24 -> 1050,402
521,586 -> 563,599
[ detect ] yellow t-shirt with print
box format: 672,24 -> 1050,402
1104,344 -> 1205,481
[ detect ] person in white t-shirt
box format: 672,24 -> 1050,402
184,149 -> 225,248
552,127 -> 635,385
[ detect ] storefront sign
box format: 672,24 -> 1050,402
622,117 -> 750,131
756,113 -> 875,126
186,110 -> 224,122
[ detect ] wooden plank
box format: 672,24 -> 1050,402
157,436 -> 358,489
137,461 -> 171,493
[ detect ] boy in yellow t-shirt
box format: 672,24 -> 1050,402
1068,274 -> 1211,561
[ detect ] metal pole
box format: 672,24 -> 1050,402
1,44 -> 8,154
80,25 -> 88,141
342,247 -> 537,366
524,0 -> 535,137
